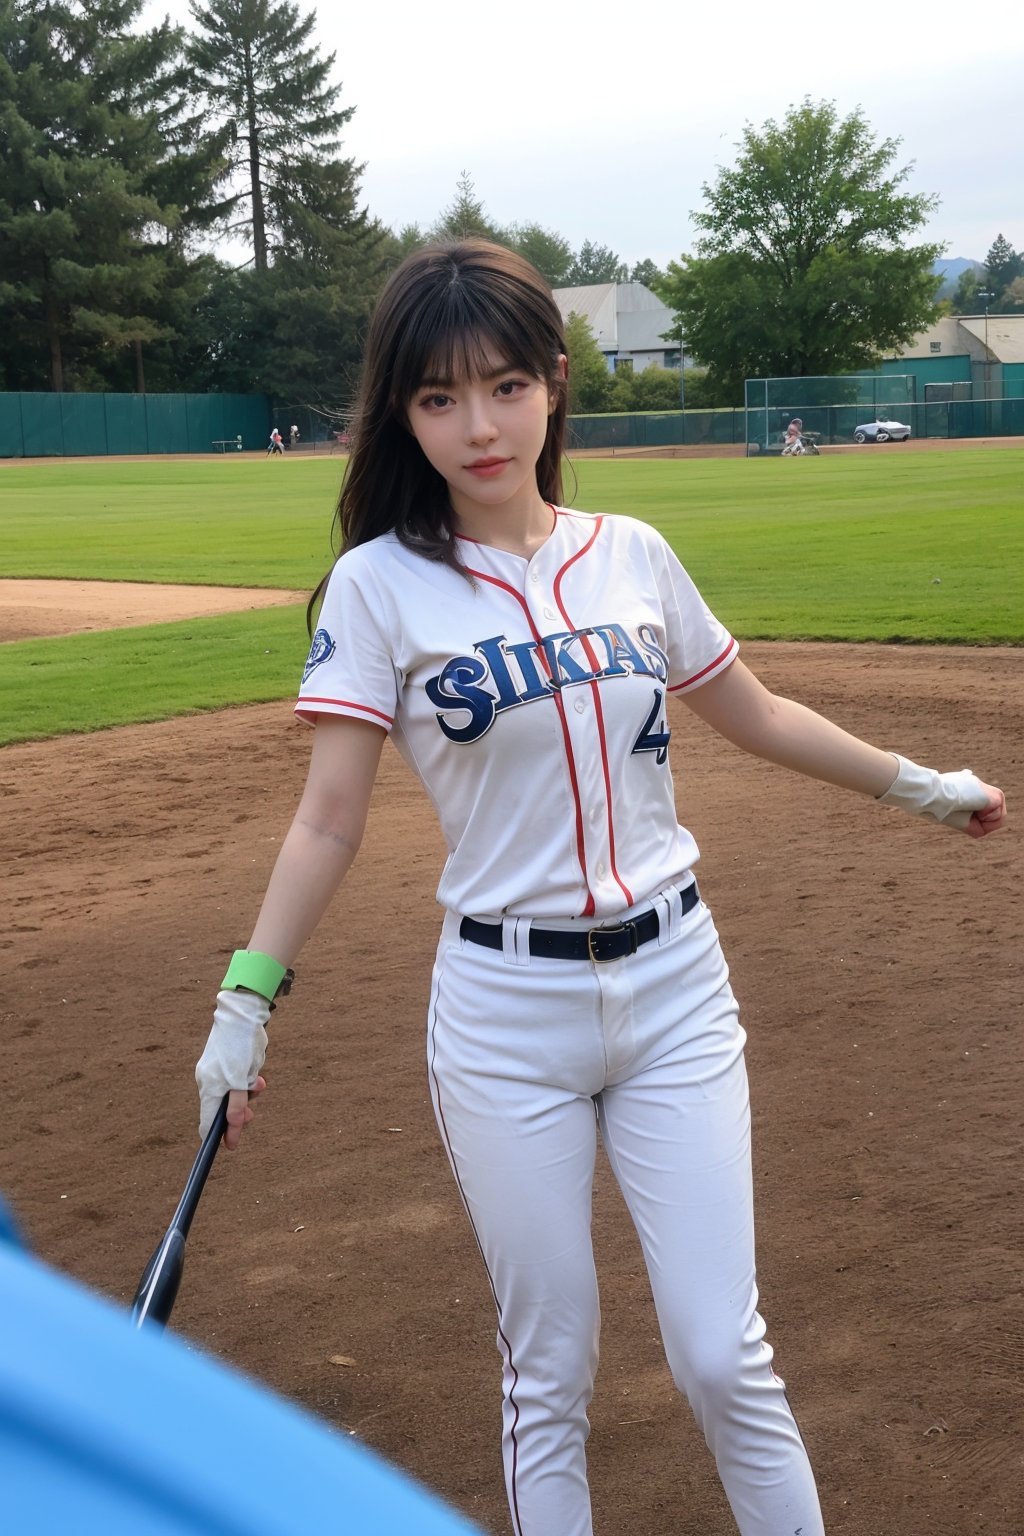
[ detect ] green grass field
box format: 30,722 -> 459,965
1,448 -> 1021,745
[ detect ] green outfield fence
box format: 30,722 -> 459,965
0,392 -> 271,457
567,409 -> 745,450
4,387 -> 1023,461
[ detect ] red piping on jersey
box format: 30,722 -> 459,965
666,638 -> 737,693
462,561 -> 596,917
427,990 -> 525,1536
551,517 -> 635,908
296,696 -> 394,725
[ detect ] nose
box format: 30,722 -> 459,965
465,393 -> 498,447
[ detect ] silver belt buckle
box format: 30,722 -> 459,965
587,920 -> 638,963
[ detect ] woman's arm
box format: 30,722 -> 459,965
681,659 -> 1006,837
681,658 -> 897,794
247,714 -> 386,966
199,714 -> 386,1147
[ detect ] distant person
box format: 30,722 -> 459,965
781,417 -> 805,455
290,425 -> 300,449
267,428 -> 284,457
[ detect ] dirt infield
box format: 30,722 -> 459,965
1,637 -> 1019,1535
0,579 -> 304,643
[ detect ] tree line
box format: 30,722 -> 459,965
0,0 -> 657,406
1,5 -> 1001,412
948,236 -> 1024,317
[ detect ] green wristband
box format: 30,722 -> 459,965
222,950 -> 290,1002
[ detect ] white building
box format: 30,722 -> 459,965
890,313 -> 1024,365
552,282 -> 679,374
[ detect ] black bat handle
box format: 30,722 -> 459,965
173,1093 -> 230,1240
130,1093 -> 229,1329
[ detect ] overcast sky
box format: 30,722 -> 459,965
143,0 -> 1023,271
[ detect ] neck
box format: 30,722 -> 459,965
451,490 -> 555,559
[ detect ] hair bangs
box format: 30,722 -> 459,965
388,264 -> 561,409
326,240 -> 568,586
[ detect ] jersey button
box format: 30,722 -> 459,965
573,698 -> 586,714
597,862 -> 607,880
543,606 -> 555,619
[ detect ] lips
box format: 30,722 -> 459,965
464,456 -> 511,479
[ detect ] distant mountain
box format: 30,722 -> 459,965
932,256 -> 985,299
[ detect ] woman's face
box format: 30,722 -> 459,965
405,345 -> 563,528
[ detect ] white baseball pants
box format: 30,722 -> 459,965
427,885 -> 824,1536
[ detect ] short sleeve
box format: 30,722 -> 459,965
294,557 -> 398,729
654,538 -> 738,695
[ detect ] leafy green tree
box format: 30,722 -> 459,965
984,233 -> 1022,301
659,99 -> 943,396
505,223 -> 575,287
950,266 -> 981,314
0,0 -> 220,391
187,0 -> 356,276
608,364 -> 681,413
566,240 -> 628,285
629,258 -> 665,290
1000,275 -> 1024,313
679,367 -> 736,409
564,310 -> 611,413
429,170 -> 506,243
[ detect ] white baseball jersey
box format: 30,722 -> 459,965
295,508 -> 737,920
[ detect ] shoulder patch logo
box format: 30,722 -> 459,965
302,627 -> 336,683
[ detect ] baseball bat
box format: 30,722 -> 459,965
130,1093 -> 229,1329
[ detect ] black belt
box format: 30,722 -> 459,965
460,883 -> 699,963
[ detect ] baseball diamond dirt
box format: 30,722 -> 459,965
1,591 -> 1019,1534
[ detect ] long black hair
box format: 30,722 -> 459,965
308,240 -> 569,627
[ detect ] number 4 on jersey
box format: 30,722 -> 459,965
632,688 -> 670,765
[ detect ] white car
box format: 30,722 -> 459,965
853,419 -> 912,443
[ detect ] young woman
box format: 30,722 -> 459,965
196,240 -> 1006,1536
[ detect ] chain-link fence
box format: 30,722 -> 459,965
745,375 -> 917,454
268,402 -> 354,453
567,409 -> 745,451
744,371 -> 1024,451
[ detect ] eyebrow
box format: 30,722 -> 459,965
416,362 -> 520,390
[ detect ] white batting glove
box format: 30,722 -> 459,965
196,989 -> 272,1139
877,753 -> 990,831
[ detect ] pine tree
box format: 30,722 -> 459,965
505,223 -> 574,287
0,0 -> 221,391
983,234 -> 1023,304
429,171 -> 506,243
566,241 -> 628,286
629,258 -> 665,291
186,0 -> 356,275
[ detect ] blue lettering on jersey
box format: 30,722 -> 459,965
426,624 -> 667,743
632,687 -> 671,765
302,627 -> 336,682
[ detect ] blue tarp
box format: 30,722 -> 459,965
0,1215 -> 480,1535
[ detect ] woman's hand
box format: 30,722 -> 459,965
961,782 -> 1007,839
196,989 -> 271,1141
224,1077 -> 267,1150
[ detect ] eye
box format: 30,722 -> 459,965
495,379 -> 527,397
419,392 -> 451,410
